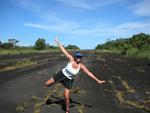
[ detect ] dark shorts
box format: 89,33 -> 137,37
53,70 -> 73,90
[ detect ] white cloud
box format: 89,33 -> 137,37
57,0 -> 92,9
131,0 -> 150,16
24,23 -> 50,29
24,19 -> 80,33
18,0 -> 150,38
14,0 -> 42,12
24,20 -> 150,39
56,0 -> 125,10
14,0 -> 126,11
117,22 -> 150,30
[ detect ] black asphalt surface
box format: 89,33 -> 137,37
0,52 -> 149,113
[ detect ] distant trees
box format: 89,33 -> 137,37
65,44 -> 80,50
95,38 -> 129,50
0,39 -> 19,49
1,33 -> 150,52
2,42 -> 13,49
129,33 -> 150,49
8,39 -> 19,48
0,41 -> 2,49
1,37 -> 80,50
34,39 -> 80,50
35,38 -> 46,50
95,33 -> 150,55
95,33 -> 150,50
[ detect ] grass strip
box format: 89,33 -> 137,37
0,59 -> 37,72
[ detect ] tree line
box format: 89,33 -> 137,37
1,33 -> 149,53
0,38 -> 80,50
95,33 -> 150,55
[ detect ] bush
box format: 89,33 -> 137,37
95,33 -> 150,59
2,42 -> 13,49
35,38 -> 46,50
127,47 -> 138,56
65,44 -> 80,50
0,41 -> 2,49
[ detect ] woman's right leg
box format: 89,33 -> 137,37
45,77 -> 55,86
64,88 -> 70,113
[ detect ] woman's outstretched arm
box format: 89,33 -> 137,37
54,38 -> 74,62
80,63 -> 106,84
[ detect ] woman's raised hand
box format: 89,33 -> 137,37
54,37 -> 59,44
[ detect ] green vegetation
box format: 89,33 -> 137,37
109,75 -> 150,112
77,104 -> 85,113
32,95 -> 43,113
35,38 -> 46,50
115,90 -> 150,112
0,59 -> 36,72
16,105 -> 25,112
0,49 -> 58,55
0,38 -> 80,55
16,102 -> 29,112
66,44 -> 80,50
95,33 -> 150,59
0,38 -> 19,49
71,87 -> 86,95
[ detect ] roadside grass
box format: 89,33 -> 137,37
0,49 -> 81,55
24,84 -> 86,113
96,55 -> 106,62
31,84 -> 63,113
95,47 -> 150,59
131,49 -> 150,59
71,87 -> 86,95
115,91 -> 146,109
112,75 -> 136,94
126,45 -> 150,59
121,80 -> 135,93
108,75 -> 150,112
16,105 -> 25,112
32,95 -> 43,113
0,59 -> 37,72
16,102 -> 29,112
0,49 -> 59,55
94,49 -> 120,54
136,67 -> 145,73
77,104 -> 85,113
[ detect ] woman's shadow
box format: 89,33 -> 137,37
45,95 -> 93,111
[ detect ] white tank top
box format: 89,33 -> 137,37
62,62 -> 80,79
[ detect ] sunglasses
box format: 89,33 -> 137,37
76,56 -> 82,59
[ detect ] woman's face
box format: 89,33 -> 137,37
75,56 -> 82,64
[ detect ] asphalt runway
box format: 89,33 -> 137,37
0,52 -> 149,113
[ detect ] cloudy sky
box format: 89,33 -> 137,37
0,0 -> 150,49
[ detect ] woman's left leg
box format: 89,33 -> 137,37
64,88 -> 70,113
45,78 -> 55,86
45,70 -> 64,87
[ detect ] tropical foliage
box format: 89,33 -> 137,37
95,33 -> 150,59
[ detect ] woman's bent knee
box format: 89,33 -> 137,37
64,94 -> 70,100
45,78 -> 54,86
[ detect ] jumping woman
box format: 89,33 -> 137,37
45,38 -> 106,113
